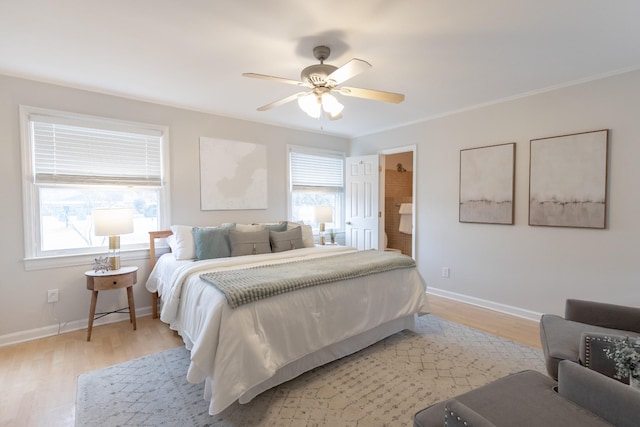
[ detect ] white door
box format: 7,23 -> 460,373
345,155 -> 380,250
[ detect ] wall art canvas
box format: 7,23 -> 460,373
529,129 -> 608,228
459,142 -> 515,224
199,137 -> 267,210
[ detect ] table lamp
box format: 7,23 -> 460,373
314,206 -> 333,245
94,208 -> 134,270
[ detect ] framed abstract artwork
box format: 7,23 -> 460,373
199,137 -> 267,210
459,142 -> 515,224
528,129 -> 609,228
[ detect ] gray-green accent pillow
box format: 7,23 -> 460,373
264,221 -> 288,232
269,227 -> 305,253
192,223 -> 235,260
228,229 -> 271,256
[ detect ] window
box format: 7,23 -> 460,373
20,106 -> 169,268
288,146 -> 344,232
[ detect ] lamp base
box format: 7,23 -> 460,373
108,256 -> 120,270
108,235 -> 121,270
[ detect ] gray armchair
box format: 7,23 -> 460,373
539,299 -> 640,380
413,361 -> 640,427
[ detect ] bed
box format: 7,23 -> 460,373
146,224 -> 428,415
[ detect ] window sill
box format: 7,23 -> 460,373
23,247 -> 169,271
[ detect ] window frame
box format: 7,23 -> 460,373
20,105 -> 171,270
287,144 -> 346,233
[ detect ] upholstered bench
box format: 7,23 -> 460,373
413,361 -> 640,427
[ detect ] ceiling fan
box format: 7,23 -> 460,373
242,45 -> 405,120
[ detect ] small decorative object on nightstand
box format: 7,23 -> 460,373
84,266 -> 138,341
92,256 -> 110,273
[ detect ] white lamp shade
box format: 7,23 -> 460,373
94,208 -> 134,236
314,206 -> 333,223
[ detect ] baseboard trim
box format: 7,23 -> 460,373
0,306 -> 153,347
1,292 -> 542,347
427,288 -> 542,322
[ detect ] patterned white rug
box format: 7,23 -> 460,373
75,315 -> 545,426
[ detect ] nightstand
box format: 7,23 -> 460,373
85,266 -> 138,341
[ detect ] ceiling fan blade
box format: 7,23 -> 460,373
326,59 -> 371,86
338,86 -> 405,103
256,92 -> 309,111
242,73 -> 310,87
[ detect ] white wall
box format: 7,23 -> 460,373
0,74 -> 348,342
351,70 -> 640,318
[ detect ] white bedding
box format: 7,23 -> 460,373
146,245 -> 428,414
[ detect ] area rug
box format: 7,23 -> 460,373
76,315 -> 545,426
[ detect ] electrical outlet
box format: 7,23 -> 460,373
47,288 -> 59,303
441,267 -> 450,278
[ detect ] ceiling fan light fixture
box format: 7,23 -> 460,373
298,93 -> 321,118
321,93 -> 344,118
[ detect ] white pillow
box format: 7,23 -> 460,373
165,234 -> 177,253
287,221 -> 315,248
169,225 -> 196,260
235,223 -> 265,232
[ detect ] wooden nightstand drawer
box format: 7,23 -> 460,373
85,266 -> 138,291
89,271 -> 136,290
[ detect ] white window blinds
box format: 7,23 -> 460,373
31,116 -> 162,186
290,151 -> 344,191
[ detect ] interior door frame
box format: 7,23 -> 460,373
378,145 -> 417,258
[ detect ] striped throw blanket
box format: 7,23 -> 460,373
200,250 -> 416,308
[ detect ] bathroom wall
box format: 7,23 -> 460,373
385,153 -> 413,256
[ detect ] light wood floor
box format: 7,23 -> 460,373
0,295 -> 540,427
0,316 -> 183,427
428,294 -> 541,349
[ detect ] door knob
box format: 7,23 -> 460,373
346,221 -> 352,225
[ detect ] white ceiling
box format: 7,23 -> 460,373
2,1 -> 640,138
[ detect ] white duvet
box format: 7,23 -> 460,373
146,245 -> 428,414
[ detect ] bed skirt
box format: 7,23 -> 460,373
199,314 -> 416,412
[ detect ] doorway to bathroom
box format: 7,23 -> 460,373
380,146 -> 415,258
